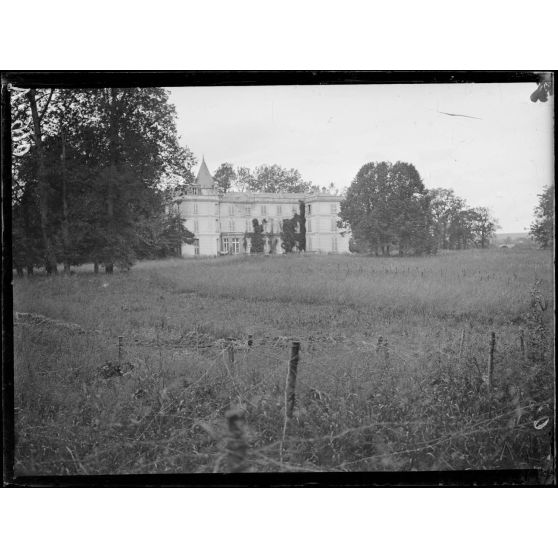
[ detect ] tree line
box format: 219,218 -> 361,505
11,87 -> 196,276
212,162 -> 336,195
15,88 -> 545,270
338,161 -> 499,256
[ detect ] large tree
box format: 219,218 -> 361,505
430,188 -> 466,250
81,88 -> 194,272
26,89 -> 58,273
530,184 -> 554,248
447,207 -> 477,250
213,162 -> 236,194
469,206 -> 498,248
339,161 -> 434,256
12,87 -> 195,274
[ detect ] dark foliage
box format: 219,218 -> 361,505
530,184 -> 554,248
280,201 -> 306,253
339,161 -> 435,256
11,88 -> 196,274
249,218 -> 266,253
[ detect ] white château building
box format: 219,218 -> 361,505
178,159 -> 350,257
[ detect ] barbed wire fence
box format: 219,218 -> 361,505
14,310 -> 555,474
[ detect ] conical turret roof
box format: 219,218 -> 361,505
195,157 -> 215,189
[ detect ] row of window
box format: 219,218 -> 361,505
190,219 -> 278,233
190,204 -> 296,216
191,218 -> 338,234
189,203 -> 338,216
201,235 -> 339,254
306,218 -> 338,232
306,204 -> 338,215
192,235 -> 339,255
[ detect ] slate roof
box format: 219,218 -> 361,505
195,157 -> 215,189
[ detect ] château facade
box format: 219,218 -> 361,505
177,159 -> 350,257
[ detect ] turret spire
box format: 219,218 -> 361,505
196,157 -> 215,189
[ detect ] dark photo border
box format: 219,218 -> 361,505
2,70 -> 555,487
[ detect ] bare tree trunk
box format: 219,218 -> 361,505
27,89 -> 58,274
61,127 -> 71,274
105,88 -> 117,274
175,205 -> 181,256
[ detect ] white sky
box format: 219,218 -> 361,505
169,83 -> 554,233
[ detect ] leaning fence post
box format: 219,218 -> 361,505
487,331 -> 496,391
280,340 -> 301,462
286,340 -> 301,419
118,335 -> 123,364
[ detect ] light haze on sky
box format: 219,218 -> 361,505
169,83 -> 553,233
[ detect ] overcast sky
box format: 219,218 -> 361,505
169,83 -> 553,233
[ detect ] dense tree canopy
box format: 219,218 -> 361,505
530,184 -> 554,248
339,161 -> 434,256
429,188 -> 498,250
212,162 -> 313,193
213,162 -> 236,194
469,206 -> 498,249
429,188 -> 465,250
11,87 -> 196,275
340,162 -> 499,256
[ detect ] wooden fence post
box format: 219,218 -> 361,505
383,338 -> 389,363
224,407 -> 248,473
458,329 -> 465,360
226,338 -> 235,366
487,331 -> 496,391
286,340 -> 301,419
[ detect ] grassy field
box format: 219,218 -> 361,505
12,249 -> 555,477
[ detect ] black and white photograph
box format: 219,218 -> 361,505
2,72 -> 555,485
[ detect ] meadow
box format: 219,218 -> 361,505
12,249 -> 555,477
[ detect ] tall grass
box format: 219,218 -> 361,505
12,249 -> 554,476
